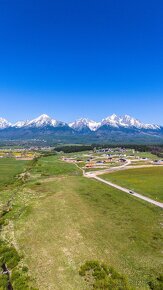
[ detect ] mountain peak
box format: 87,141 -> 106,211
102,114 -> 119,127
110,114 -> 118,119
26,114 -> 57,128
32,114 -> 52,122
0,113 -> 161,132
37,114 -> 50,119
101,114 -> 160,130
69,118 -> 100,131
0,117 -> 11,129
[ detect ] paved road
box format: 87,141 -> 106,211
88,163 -> 163,176
74,159 -> 163,209
86,160 -> 131,176
84,172 -> 163,209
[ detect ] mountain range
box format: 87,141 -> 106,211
0,114 -> 163,144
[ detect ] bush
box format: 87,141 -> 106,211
11,269 -> 39,290
11,269 -> 29,290
0,244 -> 20,269
22,266 -> 29,273
79,260 -> 130,289
0,274 -> 8,289
148,274 -> 163,290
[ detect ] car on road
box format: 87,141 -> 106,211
129,190 -> 134,194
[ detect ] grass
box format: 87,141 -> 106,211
125,151 -> 159,160
0,158 -> 28,190
134,152 -> 159,160
0,154 -> 162,289
102,167 -> 163,202
4,155 -> 161,290
0,157 -> 38,290
32,155 -> 81,176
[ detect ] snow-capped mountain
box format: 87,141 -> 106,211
0,118 -> 11,129
13,114 -> 66,128
13,120 -> 30,128
0,114 -> 161,131
0,113 -> 162,144
69,118 -> 100,131
69,114 -> 160,131
26,114 -> 58,127
101,114 -> 160,130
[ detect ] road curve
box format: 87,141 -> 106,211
85,173 -> 163,209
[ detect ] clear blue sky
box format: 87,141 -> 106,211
0,0 -> 162,124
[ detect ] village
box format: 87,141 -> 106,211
0,146 -> 163,167
62,147 -> 163,171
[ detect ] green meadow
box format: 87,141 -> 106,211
0,158 -> 27,189
0,155 -> 162,289
102,167 -> 163,202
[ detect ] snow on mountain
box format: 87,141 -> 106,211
101,114 -> 120,127
101,114 -> 160,130
0,118 -> 11,129
69,118 -> 100,131
26,114 -> 58,127
13,120 -> 30,128
120,115 -> 160,129
13,114 -> 66,128
0,114 -> 161,132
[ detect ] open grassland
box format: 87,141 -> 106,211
102,167 -> 163,202
1,155 -> 161,289
0,158 -> 28,190
33,155 -> 81,176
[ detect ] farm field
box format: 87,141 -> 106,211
102,167 -> 163,202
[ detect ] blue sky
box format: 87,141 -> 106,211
0,0 -> 162,124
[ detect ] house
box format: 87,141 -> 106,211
153,160 -> 163,165
86,163 -> 94,168
119,158 -> 126,163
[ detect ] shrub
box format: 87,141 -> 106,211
0,274 -> 8,289
22,266 -> 29,273
11,268 -> 39,290
11,269 -> 35,290
0,245 -> 20,269
79,260 -> 130,289
148,274 -> 163,290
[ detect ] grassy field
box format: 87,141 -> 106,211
102,167 -> 163,202
0,155 -> 159,289
124,150 -> 159,160
0,158 -> 28,189
33,155 -> 81,176
134,151 -> 159,160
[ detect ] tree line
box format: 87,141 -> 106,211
54,144 -> 163,157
